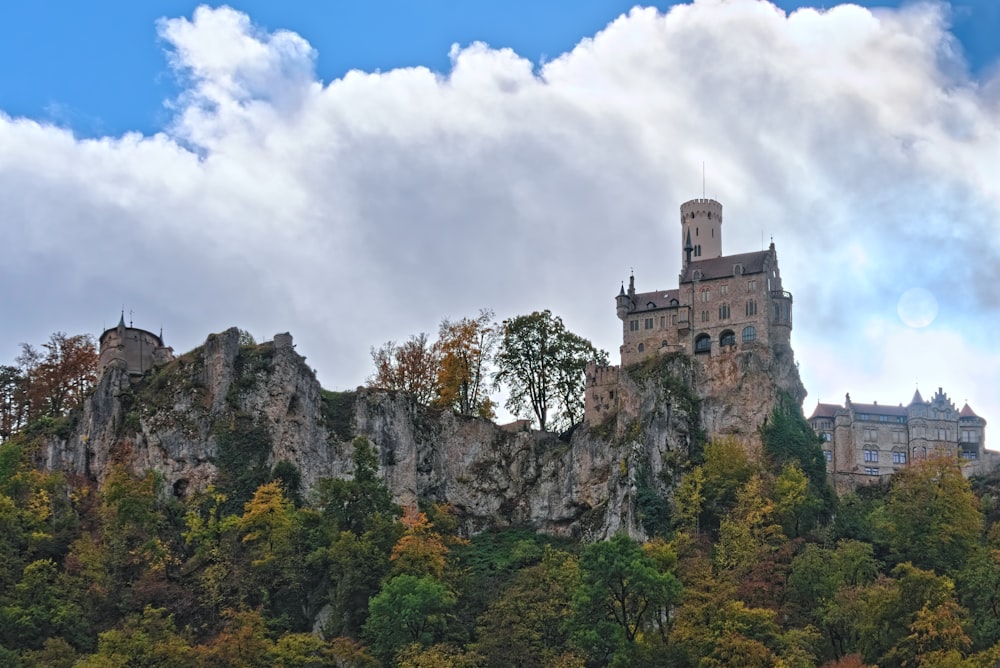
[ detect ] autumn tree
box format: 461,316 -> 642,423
435,310 -> 497,418
17,332 -> 97,423
367,333 -> 440,405
495,310 -> 607,432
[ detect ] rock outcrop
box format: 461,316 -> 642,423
37,327 -> 794,540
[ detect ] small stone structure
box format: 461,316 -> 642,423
98,313 -> 174,378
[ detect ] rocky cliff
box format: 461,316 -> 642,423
37,327 -> 797,539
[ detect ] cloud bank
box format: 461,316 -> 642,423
1,1 -> 998,426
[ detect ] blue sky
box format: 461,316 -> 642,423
2,1 -> 998,137
2,1 -> 1000,431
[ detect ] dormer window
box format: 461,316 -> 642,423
693,270 -> 703,281
647,302 -> 656,310
734,264 -> 743,275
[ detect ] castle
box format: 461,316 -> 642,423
584,196 -> 994,483
584,198 -> 794,425
98,313 -> 175,377
809,388 -> 993,485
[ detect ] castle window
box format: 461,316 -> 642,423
741,326 -> 756,343
892,431 -> 905,444
864,428 -> 877,442
694,334 -> 711,353
637,343 -> 645,353
700,288 -> 711,303
748,279 -> 757,291
864,448 -> 879,462
879,415 -> 889,422
824,450 -> 832,461
647,302 -> 656,309
701,310 -> 709,323
961,430 -> 978,443
720,284 -> 729,296
693,270 -> 703,280
823,432 -> 832,441
718,304 -> 730,320
660,316 -> 665,328
720,330 -> 735,347
892,451 -> 906,464
734,264 -> 743,275
865,467 -> 880,476
746,300 -> 757,316
644,318 -> 654,330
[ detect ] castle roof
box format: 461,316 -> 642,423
629,288 -> 681,311
679,249 -> 770,284
850,402 -> 908,417
910,388 -> 924,405
808,403 -> 840,420
960,403 -> 979,418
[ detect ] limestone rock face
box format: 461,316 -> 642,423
693,341 -> 806,455
36,328 -> 780,539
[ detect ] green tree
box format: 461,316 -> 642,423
473,548 -> 580,668
880,456 -> 982,574
571,534 -> 682,665
495,310 -> 607,432
316,436 -> 399,537
364,574 -> 456,666
74,606 -> 195,668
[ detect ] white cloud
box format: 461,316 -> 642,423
1,0 -> 999,431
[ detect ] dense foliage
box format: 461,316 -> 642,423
4,334 -> 1000,666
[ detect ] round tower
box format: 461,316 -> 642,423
680,198 -> 723,263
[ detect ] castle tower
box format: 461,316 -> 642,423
98,312 -> 175,378
680,199 -> 722,264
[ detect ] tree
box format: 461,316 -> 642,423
364,574 -> 456,665
572,534 -> 682,664
0,365 -> 26,442
75,606 -> 196,668
17,333 -> 97,423
880,455 -> 983,574
367,334 -> 440,405
435,310 -> 497,418
473,548 -> 580,668
495,310 -> 607,432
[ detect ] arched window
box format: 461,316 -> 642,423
742,325 -> 756,343
694,334 -> 711,353
720,330 -> 735,347
637,343 -> 645,353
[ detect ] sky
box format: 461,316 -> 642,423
1,0 -> 999,433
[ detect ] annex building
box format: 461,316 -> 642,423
809,388 -> 994,485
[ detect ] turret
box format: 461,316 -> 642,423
616,274 -> 635,321
616,284 -> 629,320
680,198 -> 723,264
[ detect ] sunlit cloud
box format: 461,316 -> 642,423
1,0 -> 998,432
